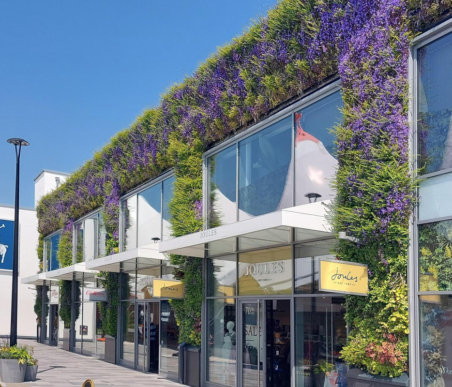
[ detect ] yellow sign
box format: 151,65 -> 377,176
153,279 -> 185,299
320,259 -> 368,296
420,294 -> 441,304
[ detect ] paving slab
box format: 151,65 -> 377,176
0,340 -> 181,387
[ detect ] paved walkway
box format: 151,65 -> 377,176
0,340 -> 181,387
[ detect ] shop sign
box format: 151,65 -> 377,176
153,279 -> 184,299
320,259 -> 368,296
50,288 -> 59,304
82,287 -> 107,302
0,219 -> 14,272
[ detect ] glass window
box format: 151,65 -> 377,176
160,300 -> 179,378
136,265 -> 161,300
206,299 -> 236,387
84,216 -> 97,262
207,255 -> 237,297
420,295 -> 452,387
295,240 -> 335,294
294,90 -> 342,205
419,220 -> 452,291
124,195 -> 138,251
418,32 -> 452,174
138,183 -> 162,246
120,302 -> 135,368
239,116 -> 292,220
162,176 -> 175,241
295,297 -> 347,387
50,233 -> 60,271
419,173 -> 452,221
45,238 -> 51,272
238,246 -> 292,295
208,145 -> 237,227
75,222 -> 84,263
98,213 -> 107,258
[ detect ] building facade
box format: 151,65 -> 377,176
23,1 -> 452,387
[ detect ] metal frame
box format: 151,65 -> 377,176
409,17 -> 452,387
202,80 -> 342,225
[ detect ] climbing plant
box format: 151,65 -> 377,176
59,280 -> 80,329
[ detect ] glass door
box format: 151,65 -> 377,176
240,300 -> 265,387
137,302 -> 149,371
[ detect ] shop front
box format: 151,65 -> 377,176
160,202 -> 349,387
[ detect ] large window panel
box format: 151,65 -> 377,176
419,173 -> 452,221
294,90 -> 342,205
162,176 -> 175,241
75,221 -> 84,263
84,216 -> 97,262
50,233 -> 60,271
138,183 -> 162,246
98,213 -> 107,258
418,32 -> 452,174
206,299 -> 236,387
208,145 -> 237,227
238,116 -> 292,220
160,300 -> 179,378
206,255 -> 237,298
419,220 -> 452,292
420,295 -> 452,387
238,246 -> 292,295
124,195 -> 138,251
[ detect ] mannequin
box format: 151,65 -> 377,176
222,321 -> 236,383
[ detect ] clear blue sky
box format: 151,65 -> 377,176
0,0 -> 278,209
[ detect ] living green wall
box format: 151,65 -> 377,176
35,0 -> 452,375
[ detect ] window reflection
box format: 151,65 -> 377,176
207,255 -> 237,298
238,246 -> 292,295
162,176 -> 175,241
124,196 -> 138,251
419,220 -> 452,292
207,299 -> 236,387
138,184 -> 162,246
294,90 -> 342,205
239,117 -> 292,220
208,145 -> 237,227
420,295 -> 452,387
75,222 -> 84,263
49,233 -> 60,271
418,32 -> 452,174
295,297 -> 347,387
160,300 -> 179,379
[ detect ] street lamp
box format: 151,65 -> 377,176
7,138 -> 29,347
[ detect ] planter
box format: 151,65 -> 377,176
63,328 -> 71,351
25,365 -> 39,382
104,335 -> 116,364
0,359 -> 26,383
183,346 -> 201,387
347,368 -> 409,387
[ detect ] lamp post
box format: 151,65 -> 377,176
7,138 -> 29,347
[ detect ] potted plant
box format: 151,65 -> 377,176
0,345 -> 33,383
24,346 -> 38,382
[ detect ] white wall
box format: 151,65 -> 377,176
34,171 -> 69,207
0,206 -> 39,338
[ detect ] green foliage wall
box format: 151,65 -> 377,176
59,280 -> 80,329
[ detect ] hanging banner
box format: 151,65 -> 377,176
50,287 -> 59,304
320,259 -> 368,296
153,279 -> 184,299
0,219 -> 14,271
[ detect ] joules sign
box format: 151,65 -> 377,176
320,259 -> 368,296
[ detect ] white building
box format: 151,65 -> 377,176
0,170 -> 69,338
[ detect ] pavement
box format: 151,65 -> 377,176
0,340 -> 181,387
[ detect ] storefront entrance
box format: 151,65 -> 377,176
238,299 -> 291,387
137,301 -> 160,373
49,304 -> 59,346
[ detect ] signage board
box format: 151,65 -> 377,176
320,259 -> 368,296
82,287 -> 107,302
153,279 -> 184,299
0,219 -> 14,271
50,288 -> 59,304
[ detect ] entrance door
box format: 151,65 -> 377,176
239,299 -> 291,387
137,302 -> 159,373
49,305 -> 59,346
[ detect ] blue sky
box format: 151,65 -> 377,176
0,0 -> 278,209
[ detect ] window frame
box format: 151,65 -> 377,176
119,170 -> 175,252
72,208 -> 103,264
202,79 -> 342,229
43,229 -> 62,272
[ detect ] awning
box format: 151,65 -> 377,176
85,243 -> 168,272
45,262 -> 98,282
21,273 -> 57,285
159,201 -> 332,258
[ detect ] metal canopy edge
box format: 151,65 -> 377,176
159,201 -> 332,258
